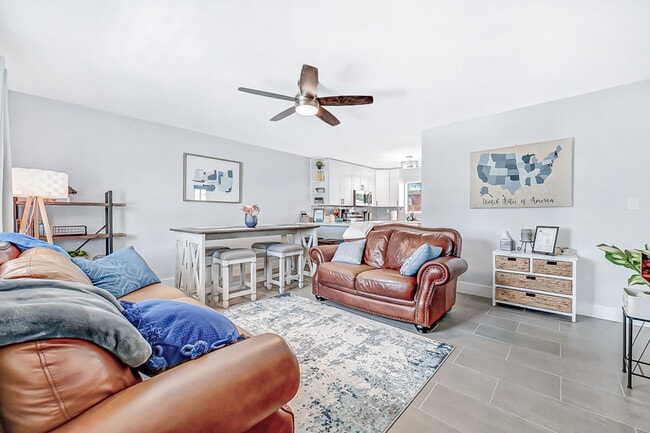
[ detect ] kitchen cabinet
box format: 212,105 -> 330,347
353,166 -> 375,195
389,168 -> 402,207
374,170 -> 390,206
310,158 -> 352,206
310,159 -> 328,206
311,158 -> 397,207
374,169 -> 402,207
335,161 -> 353,205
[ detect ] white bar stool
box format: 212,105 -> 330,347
266,243 -> 304,293
205,246 -> 230,289
251,241 -> 280,287
212,248 -> 257,308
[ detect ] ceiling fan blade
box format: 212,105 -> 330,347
238,87 -> 295,102
316,107 -> 340,126
270,106 -> 296,121
317,95 -> 374,106
299,64 -> 318,98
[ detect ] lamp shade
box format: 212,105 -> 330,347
12,168 -> 69,199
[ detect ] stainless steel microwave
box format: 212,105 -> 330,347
353,190 -> 372,206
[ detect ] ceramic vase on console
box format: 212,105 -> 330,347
244,214 -> 258,228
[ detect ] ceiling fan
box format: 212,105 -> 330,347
238,64 -> 373,126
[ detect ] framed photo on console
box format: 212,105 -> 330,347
313,208 -> 325,222
532,226 -> 559,255
183,153 -> 241,203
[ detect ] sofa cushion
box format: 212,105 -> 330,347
400,243 -> 443,276
355,269 -> 417,301
363,229 -> 392,268
384,231 -> 454,270
120,299 -> 244,375
332,239 -> 366,265
73,246 -> 160,298
0,339 -> 140,433
120,282 -> 190,302
317,262 -> 375,289
0,247 -> 92,284
0,241 -> 20,265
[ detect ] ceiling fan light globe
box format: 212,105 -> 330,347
295,97 -> 319,116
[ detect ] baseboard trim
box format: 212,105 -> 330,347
457,281 -> 621,322
160,276 -> 175,286
457,281 -> 491,298
577,304 -> 622,323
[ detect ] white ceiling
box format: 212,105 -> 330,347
1,1 -> 649,168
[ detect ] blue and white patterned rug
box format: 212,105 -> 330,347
222,294 -> 454,433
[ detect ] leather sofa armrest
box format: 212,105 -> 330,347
51,334 -> 300,433
309,245 -> 339,265
417,256 -> 468,288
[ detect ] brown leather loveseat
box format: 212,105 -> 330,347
0,245 -> 300,433
310,224 -> 468,332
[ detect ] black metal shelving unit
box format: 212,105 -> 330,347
13,190 -> 125,255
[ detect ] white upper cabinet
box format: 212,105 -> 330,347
389,168 -> 402,207
374,170 -> 390,206
311,159 -> 404,207
375,169 -> 403,207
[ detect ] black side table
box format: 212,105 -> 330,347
622,307 -> 650,388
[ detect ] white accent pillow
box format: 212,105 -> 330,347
332,239 -> 367,265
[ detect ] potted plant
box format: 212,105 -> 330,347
596,243 -> 650,287
314,160 -> 323,170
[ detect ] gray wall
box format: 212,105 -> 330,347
421,80 -> 650,321
8,91 -> 310,282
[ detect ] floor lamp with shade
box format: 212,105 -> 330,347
12,168 -> 69,244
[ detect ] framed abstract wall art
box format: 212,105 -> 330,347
183,153 -> 242,203
469,138 -> 574,209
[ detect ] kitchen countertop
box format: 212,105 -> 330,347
317,221 -> 422,227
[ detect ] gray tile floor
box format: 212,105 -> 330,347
217,281 -> 650,433
385,294 -> 650,433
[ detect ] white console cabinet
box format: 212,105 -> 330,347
492,249 -> 578,322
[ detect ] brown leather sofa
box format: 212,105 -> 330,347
0,245 -> 300,433
310,224 -> 468,332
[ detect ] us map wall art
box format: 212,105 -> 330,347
183,153 -> 242,203
469,138 -> 573,209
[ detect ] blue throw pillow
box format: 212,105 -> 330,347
332,239 -> 367,265
73,246 -> 160,297
0,232 -> 68,255
400,243 -> 443,276
120,299 -> 244,375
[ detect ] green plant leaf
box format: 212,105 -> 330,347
596,243 -> 623,253
625,249 -> 642,272
628,274 -> 650,286
597,243 -> 649,285
596,244 -> 637,270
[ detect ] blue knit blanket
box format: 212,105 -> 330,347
0,278 -> 151,367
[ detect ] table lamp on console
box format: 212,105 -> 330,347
12,167 -> 69,244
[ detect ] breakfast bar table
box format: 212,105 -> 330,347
170,223 -> 320,304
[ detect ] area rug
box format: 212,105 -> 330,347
222,294 -> 454,433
